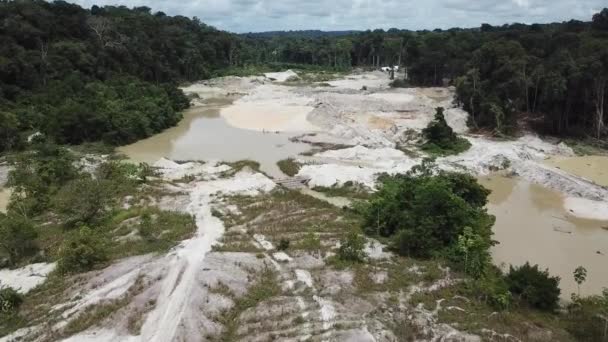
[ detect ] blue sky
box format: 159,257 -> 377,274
67,0 -> 606,33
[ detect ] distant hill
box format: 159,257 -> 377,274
241,30 -> 361,38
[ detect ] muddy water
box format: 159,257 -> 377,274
118,101 -> 312,178
545,155 -> 608,187
480,176 -> 608,299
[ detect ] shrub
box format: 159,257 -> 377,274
467,266 -> 512,311
360,161 -> 494,258
337,231 -> 367,263
277,238 -> 290,251
53,177 -> 112,227
0,287 -> 22,314
506,262 -> 561,311
277,158 -> 301,177
421,107 -> 471,156
57,227 -> 108,274
389,79 -> 409,88
564,288 -> 608,341
0,213 -> 38,266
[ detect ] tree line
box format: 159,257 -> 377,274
237,9 -> 608,138
1,1 -> 607,151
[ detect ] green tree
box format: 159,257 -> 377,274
360,162 -> 494,258
421,107 -> 471,155
574,266 -> 588,297
57,227 -> 108,274
0,213 -> 38,266
53,177 -> 112,227
506,262 -> 561,312
455,226 -> 491,279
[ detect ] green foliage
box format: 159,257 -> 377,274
421,107 -> 471,156
337,231 -> 367,263
0,111 -> 22,152
573,266 -> 588,296
360,161 -> 494,258
0,213 -> 38,266
277,158 -> 301,177
452,226 -> 492,279
0,287 -> 22,314
505,262 -> 561,312
7,143 -> 79,214
465,266 -> 512,311
564,288 -> 608,341
277,238 -> 290,251
57,227 -> 108,274
53,177 -> 112,227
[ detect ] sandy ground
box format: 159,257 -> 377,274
0,263 -> 56,294
4,70 -> 608,341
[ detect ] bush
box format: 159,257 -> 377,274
277,158 -> 301,177
359,161 -> 494,258
53,177 -> 112,227
277,238 -> 290,251
0,213 -> 38,266
506,262 -> 561,311
389,79 -> 410,88
466,266 -> 512,311
564,289 -> 608,341
57,227 -> 108,274
337,231 -> 367,263
421,107 -> 471,156
0,287 -> 22,314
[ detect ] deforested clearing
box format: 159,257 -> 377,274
2,3 -> 608,341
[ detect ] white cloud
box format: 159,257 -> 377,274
66,0 -> 606,32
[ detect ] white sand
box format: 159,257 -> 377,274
368,92 -> 414,103
59,163 -> 275,342
220,83 -> 319,132
564,197 -> 608,221
264,70 -> 298,82
0,263 -> 56,294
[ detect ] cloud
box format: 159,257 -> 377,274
66,0 -> 606,33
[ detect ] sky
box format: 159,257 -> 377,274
67,0 -> 605,33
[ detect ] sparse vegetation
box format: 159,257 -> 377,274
337,231 -> 367,263
216,267 -> 280,341
312,181 -> 371,199
0,287 -> 22,314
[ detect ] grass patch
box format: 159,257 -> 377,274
408,281 -> 575,341
215,267 -> 280,341
276,158 -> 301,177
107,208 -> 197,258
312,181 -> 371,200
224,160 -> 261,173
562,138 -> 608,156
60,275 -> 146,338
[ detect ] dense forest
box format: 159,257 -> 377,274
0,0 -> 236,149
1,1 -> 607,153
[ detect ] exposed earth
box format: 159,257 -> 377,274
2,70 -> 608,342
